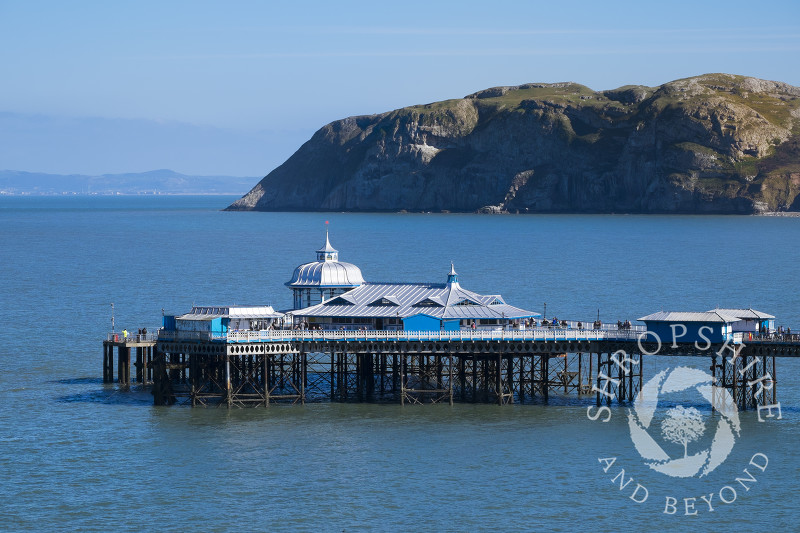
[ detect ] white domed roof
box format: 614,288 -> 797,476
287,260 -> 365,288
286,231 -> 365,288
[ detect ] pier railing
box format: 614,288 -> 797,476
153,327 -> 800,346
106,332 -> 159,343
157,327 -> 646,344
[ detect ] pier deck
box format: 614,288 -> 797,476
103,328 -> 798,410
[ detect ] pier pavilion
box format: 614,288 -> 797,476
289,263 -> 540,332
286,231 -> 365,310
638,311 -> 739,344
169,305 -> 285,339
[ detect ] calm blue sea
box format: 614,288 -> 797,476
1,195 -> 799,531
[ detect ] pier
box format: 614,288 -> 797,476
102,327 -> 799,410
101,233 -> 799,410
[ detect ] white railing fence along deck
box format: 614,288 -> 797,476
156,327 -> 646,343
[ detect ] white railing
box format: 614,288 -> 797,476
748,333 -> 800,343
156,330 -> 225,342
156,327 -> 646,344
535,320 -> 646,333
106,332 -> 159,342
143,326 -> 800,346
226,329 -> 597,343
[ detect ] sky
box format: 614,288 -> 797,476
1,0 -> 799,176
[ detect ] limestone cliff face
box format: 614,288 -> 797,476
228,74 -> 800,214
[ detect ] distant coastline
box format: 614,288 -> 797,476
760,211 -> 800,217
0,169 -> 255,196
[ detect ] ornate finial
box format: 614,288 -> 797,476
316,221 -> 338,260
447,262 -> 458,284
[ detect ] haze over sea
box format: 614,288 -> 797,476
1,195 -> 799,531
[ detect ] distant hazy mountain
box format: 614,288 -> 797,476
228,73 -> 800,214
0,111 -> 313,177
0,169 -> 257,195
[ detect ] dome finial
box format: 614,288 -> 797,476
447,262 -> 458,284
316,221 -> 338,261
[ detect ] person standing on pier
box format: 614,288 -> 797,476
123,329 -> 128,340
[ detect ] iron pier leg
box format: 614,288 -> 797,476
739,354 -> 747,411
449,355 -> 454,406
225,355 -> 232,408
543,355 -> 549,404
595,353 -> 602,407
772,356 -> 777,405
301,352 -> 306,405
400,354 -> 406,406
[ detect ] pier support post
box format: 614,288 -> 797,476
389,353 -> 396,397
739,354 -> 748,411
146,346 -> 153,383
400,354 -> 406,406
542,355 -> 549,403
449,355 -> 454,406
225,354 -> 232,408
770,356 -> 777,406
135,347 -> 143,383
495,354 -> 502,405
262,353 -> 272,407
301,352 -> 307,405
152,346 -> 175,406
117,346 -> 130,386
330,352 -> 335,400
102,343 -> 113,383
595,353 -> 607,407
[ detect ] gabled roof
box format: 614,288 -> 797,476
413,296 -> 445,307
453,298 -> 482,306
708,308 -> 775,320
482,295 -> 506,305
327,293 -> 357,305
291,280 -> 538,320
638,311 -> 740,323
367,295 -> 401,306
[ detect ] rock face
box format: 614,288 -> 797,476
227,74 -> 800,214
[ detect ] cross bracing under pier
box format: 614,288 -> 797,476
102,329 -> 797,411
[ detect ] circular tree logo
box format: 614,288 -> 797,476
628,366 -> 741,478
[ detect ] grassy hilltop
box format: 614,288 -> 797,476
229,74 -> 800,214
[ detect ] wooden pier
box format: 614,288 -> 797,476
103,330 -> 798,410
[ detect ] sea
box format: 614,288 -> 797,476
1,195 -> 799,531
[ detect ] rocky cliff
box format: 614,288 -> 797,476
227,74 -> 800,214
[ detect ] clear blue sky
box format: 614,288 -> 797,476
2,0 -> 799,176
